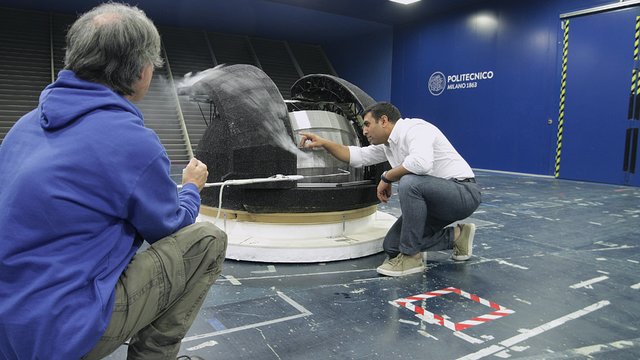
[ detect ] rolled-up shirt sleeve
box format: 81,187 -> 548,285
402,126 -> 435,175
348,145 -> 387,168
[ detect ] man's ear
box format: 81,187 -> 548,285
380,115 -> 389,127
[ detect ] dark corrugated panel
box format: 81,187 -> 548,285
208,32 -> 257,66
0,8 -> 51,144
51,13 -> 74,76
289,43 -> 335,76
250,38 -> 299,99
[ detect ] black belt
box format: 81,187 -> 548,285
454,178 -> 476,183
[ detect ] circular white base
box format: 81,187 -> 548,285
197,210 -> 396,263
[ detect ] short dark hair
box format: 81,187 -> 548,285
362,102 -> 402,123
64,3 -> 163,96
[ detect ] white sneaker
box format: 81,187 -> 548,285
452,223 -> 475,261
376,253 -> 425,277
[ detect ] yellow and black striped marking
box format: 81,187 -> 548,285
631,16 -> 640,120
555,20 -> 570,178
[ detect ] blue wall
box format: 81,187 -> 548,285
391,0 -> 612,175
323,28 -> 394,102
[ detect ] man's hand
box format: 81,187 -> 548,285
182,158 -> 208,192
377,180 -> 392,203
299,132 -> 326,149
298,132 -> 351,162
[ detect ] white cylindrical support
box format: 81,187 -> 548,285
197,210 -> 396,263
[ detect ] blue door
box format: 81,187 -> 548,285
559,7 -> 640,186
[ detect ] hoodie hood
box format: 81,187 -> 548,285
39,70 -> 142,130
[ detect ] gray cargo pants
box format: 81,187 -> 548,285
83,222 -> 227,360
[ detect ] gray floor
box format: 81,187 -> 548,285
106,170 -> 640,359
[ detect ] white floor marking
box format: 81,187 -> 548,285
223,275 -> 242,285
588,222 -> 602,226
471,257 -> 529,270
399,319 -> 419,325
353,276 -> 392,283
511,337 -> 640,359
631,283 -> 640,290
628,259 -> 640,264
276,291 -> 313,315
569,276 -> 609,289
473,168 -> 554,179
454,331 -> 484,344
418,330 -> 439,340
251,265 -> 277,274
257,327 -> 282,360
501,212 -> 518,217
457,300 -> 610,360
588,245 -> 636,251
186,340 -> 218,351
217,268 -> 374,283
594,241 -> 619,247
573,339 -> 637,357
496,259 -> 529,270
514,297 -> 532,305
182,291 -> 312,343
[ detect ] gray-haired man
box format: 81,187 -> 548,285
0,3 -> 226,359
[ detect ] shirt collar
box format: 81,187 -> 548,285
387,118 -> 404,146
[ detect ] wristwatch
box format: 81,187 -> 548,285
380,171 -> 393,184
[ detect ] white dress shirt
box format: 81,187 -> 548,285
348,118 -> 474,180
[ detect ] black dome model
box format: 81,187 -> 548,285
179,64 -> 387,213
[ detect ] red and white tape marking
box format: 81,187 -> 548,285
390,287 -> 514,332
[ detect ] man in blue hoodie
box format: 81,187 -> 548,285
0,3 -> 227,359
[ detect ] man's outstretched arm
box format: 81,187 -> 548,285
299,132 -> 350,163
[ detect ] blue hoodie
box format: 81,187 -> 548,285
0,70 -> 201,359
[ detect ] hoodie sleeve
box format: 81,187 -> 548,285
124,151 -> 200,243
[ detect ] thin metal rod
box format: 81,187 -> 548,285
196,102 -> 208,127
284,41 -> 304,77
162,40 -> 194,159
49,13 -> 55,83
176,170 -> 351,189
203,31 -> 218,66
246,36 -> 263,70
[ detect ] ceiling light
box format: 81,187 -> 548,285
389,0 -> 421,4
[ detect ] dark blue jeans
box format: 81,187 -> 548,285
383,174 -> 481,257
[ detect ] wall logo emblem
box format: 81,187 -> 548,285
428,72 -> 446,96
427,70 -> 495,95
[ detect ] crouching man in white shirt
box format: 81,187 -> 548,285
299,102 -> 481,277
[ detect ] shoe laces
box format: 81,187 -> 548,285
388,254 -> 405,265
